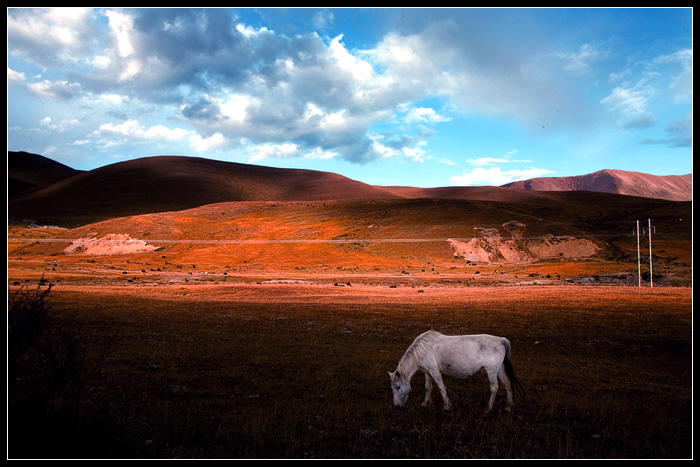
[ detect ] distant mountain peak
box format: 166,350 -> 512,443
502,169 -> 691,201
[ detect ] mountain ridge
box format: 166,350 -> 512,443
501,168 -> 691,201
7,151 -> 692,227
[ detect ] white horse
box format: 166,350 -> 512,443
388,330 -> 523,413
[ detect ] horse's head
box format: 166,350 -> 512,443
388,370 -> 411,407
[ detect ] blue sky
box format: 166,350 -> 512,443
7,8 -> 693,187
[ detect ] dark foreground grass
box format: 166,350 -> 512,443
8,285 -> 692,459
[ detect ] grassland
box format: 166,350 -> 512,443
8,281 -> 692,459
8,189 -> 692,459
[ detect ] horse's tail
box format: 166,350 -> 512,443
502,339 -> 524,394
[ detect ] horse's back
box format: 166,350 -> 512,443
429,333 -> 508,377
438,333 -> 507,349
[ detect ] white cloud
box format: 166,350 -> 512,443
7,67 -> 26,85
449,167 -> 554,186
557,43 -> 604,75
601,86 -> 648,116
95,93 -> 129,106
465,150 -> 531,167
105,9 -> 136,58
219,93 -> 257,124
303,147 -> 337,160
368,134 -> 430,164
41,116 -> 79,132
405,107 -> 450,124
466,157 -> 510,166
453,150 -> 553,186
329,35 -> 374,84
94,120 -> 188,142
6,8 -> 692,174
190,132 -> 228,152
401,144 -> 427,163
7,8 -> 95,66
235,23 -> 270,38
10,10 -> 570,164
249,142 -> 300,162
26,79 -> 81,101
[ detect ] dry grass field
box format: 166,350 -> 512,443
7,155 -> 693,458
8,279 -> 691,459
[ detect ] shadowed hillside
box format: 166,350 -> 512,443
7,153 -> 692,231
8,151 -> 83,198
8,155 -> 400,226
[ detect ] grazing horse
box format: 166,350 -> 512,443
389,330 -> 523,413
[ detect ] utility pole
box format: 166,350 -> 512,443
648,218 -> 653,288
636,220 -> 641,288
634,219 -> 655,288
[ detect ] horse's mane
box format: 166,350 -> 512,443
397,330 -> 442,375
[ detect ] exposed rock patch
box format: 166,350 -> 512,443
63,233 -> 158,255
449,221 -> 599,264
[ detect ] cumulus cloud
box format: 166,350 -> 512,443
6,9 -> 578,163
189,133 -> 229,152
94,120 -> 188,141
7,8 -> 96,67
405,107 -> 450,124
7,8 -> 691,173
41,116 -> 79,132
7,67 -> 26,85
68,10 -> 571,163
451,150 -> 552,186
27,79 -> 82,101
450,166 -> 554,186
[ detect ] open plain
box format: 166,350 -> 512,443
8,223 -> 693,459
8,153 -> 693,458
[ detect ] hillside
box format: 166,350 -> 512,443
7,152 -> 692,228
501,169 -> 692,201
7,152 -> 692,286
10,192 -> 692,286
8,151 -> 83,197
8,154 -> 400,226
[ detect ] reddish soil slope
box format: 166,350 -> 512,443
10,191 -> 692,286
502,169 -> 692,201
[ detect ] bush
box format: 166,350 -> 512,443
8,283 -> 117,458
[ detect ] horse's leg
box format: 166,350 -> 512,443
422,372 -> 433,407
484,369 -> 499,413
427,369 -> 451,411
498,365 -> 514,411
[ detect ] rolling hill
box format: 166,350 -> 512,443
8,151 -> 83,198
7,152 -> 692,227
501,169 -> 692,201
7,152 -> 692,285
8,154 -> 401,226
